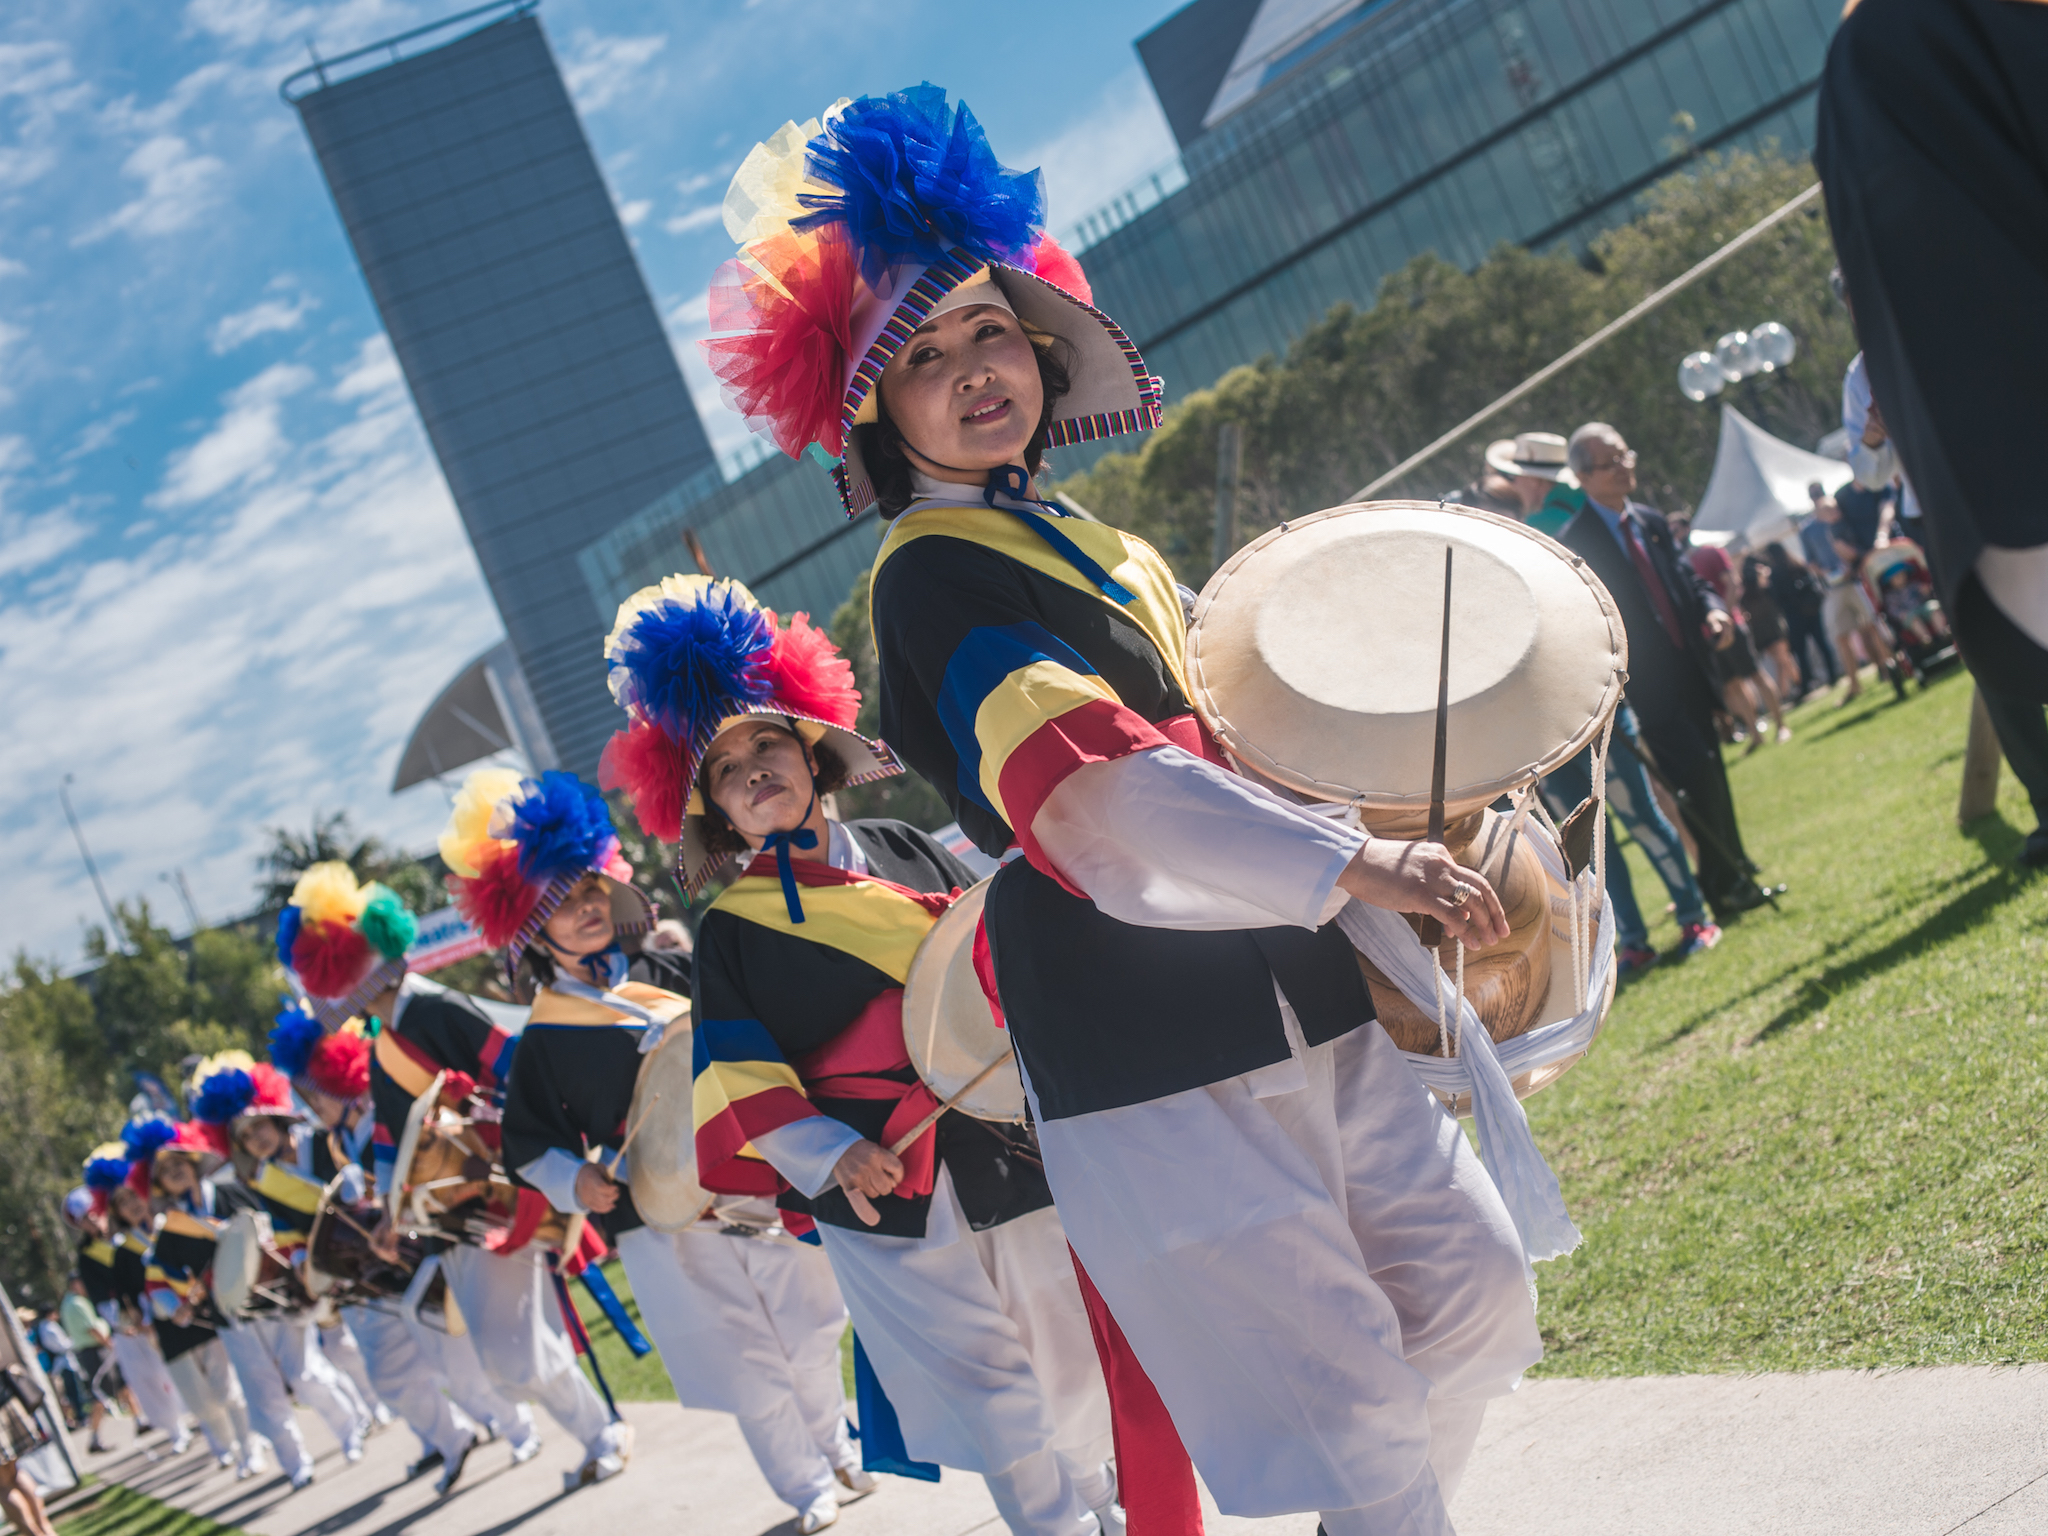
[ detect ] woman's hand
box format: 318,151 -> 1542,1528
574,1162 -> 620,1214
831,1140 -> 904,1228
1336,838 -> 1509,950
171,1302 -> 194,1329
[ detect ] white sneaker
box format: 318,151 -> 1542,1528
372,1404 -> 396,1428
563,1453 -> 625,1492
435,1434 -> 476,1497
509,1430 -> 543,1466
239,1440 -> 271,1480
342,1422 -> 368,1464
835,1463 -> 878,1501
170,1430 -> 192,1455
216,1450 -> 236,1470
797,1492 -> 839,1533
288,1463 -> 316,1491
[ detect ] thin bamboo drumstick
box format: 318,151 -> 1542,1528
888,1049 -> 1016,1157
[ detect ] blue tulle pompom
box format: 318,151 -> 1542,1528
609,582 -> 776,743
798,84 -> 1044,288
268,1003 -> 324,1081
192,1067 -> 255,1127
275,904 -> 302,968
83,1153 -> 132,1192
120,1115 -> 179,1162
510,771 -> 616,884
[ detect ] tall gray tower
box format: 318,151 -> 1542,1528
285,3 -> 716,776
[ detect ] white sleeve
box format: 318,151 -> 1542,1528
751,1117 -> 866,1202
96,1300 -> 121,1327
1030,746 -> 1364,931
1849,435 -> 1898,490
517,1148 -> 591,1216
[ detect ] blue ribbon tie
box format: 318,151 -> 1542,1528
984,465 -> 1136,606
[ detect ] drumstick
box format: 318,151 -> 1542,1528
605,1092 -> 661,1177
887,1049 -> 1016,1157
1418,546 -> 1455,950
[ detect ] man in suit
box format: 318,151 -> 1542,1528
1559,423 -> 1779,921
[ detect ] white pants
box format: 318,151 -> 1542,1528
616,1224 -> 849,1512
413,1313 -> 537,1450
1035,1020 -> 1541,1533
345,1305 -> 476,1464
218,1321 -> 312,1477
820,1176 -> 1113,1535
108,1329 -> 186,1439
318,1315 -> 384,1421
164,1340 -> 253,1461
256,1315 -> 367,1447
440,1244 -> 610,1453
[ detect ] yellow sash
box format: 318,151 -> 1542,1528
527,981 -> 692,1028
711,876 -> 937,984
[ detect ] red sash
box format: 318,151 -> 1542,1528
790,989 -> 942,1199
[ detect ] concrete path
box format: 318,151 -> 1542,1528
79,1363 -> 2048,1536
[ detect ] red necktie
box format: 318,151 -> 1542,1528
1622,512 -> 1687,651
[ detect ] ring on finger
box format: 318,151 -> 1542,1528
1447,881 -> 1475,907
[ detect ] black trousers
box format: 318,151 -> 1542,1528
1633,703 -> 1755,917
1783,608 -> 1840,692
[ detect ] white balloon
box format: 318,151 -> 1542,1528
1678,351 -> 1725,402
1751,321 -> 1797,372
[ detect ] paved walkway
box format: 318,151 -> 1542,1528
78,1363 -> 2048,1536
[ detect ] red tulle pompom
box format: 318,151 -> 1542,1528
308,1033 -> 371,1101
292,919 -> 373,999
598,720 -> 686,843
757,612 -> 860,728
248,1063 -> 294,1114
193,1120 -> 232,1157
1025,234 -> 1091,305
125,1161 -> 153,1199
449,840 -> 539,950
700,230 -> 857,460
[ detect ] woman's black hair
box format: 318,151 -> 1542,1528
855,328 -> 1073,518
697,731 -> 852,862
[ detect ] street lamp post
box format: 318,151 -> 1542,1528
1679,320 -> 1797,408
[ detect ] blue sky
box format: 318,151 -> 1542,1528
0,0 -> 1181,967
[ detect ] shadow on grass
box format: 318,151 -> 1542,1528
1748,861 -> 2033,1043
1654,861 -> 1994,1046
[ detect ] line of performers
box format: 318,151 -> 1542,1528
63,84 -> 1587,1536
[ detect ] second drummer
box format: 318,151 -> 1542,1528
458,766 -> 871,1536
604,575 -> 1118,1535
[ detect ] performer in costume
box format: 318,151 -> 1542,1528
277,862 -> 616,1488
80,1146 -> 192,1455
60,1186 -> 146,1452
464,765 -> 870,1534
602,576 -> 1120,1534
268,1007 -> 485,1492
121,1116 -> 262,1475
700,88 -> 1540,1535
190,1053 -> 375,1469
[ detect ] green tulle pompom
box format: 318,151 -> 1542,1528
357,884 -> 418,960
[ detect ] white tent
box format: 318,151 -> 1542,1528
1690,404 -> 1855,552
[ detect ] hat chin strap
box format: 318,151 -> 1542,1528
757,785 -> 821,924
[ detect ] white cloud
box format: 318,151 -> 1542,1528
0,255 -> 27,279
560,30 -> 667,114
664,204 -> 723,236
0,41 -> 87,192
0,329 -> 498,965
63,409 -> 140,462
148,361 -> 313,508
0,505 -> 91,579
75,134 -> 228,244
209,290 -> 315,353
1021,67 -> 1180,237
617,198 -> 652,230
675,171 -> 715,197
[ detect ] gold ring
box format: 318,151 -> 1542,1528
1448,882 -> 1475,907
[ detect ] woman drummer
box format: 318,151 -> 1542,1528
189,1054 -> 374,1475
79,1147 -> 192,1456
699,87 -> 1540,1536
602,576 -> 1117,1536
127,1118 -> 266,1481
460,767 -> 871,1536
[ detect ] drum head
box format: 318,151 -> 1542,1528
1189,502 -> 1626,818
212,1211 -> 268,1316
302,1171 -> 352,1298
902,879 -> 1026,1124
626,1018 -> 711,1233
388,1071 -> 446,1222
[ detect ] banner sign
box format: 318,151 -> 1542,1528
407,906 -> 489,973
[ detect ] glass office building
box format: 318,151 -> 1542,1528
286,4 -> 718,777
1072,0 -> 1840,408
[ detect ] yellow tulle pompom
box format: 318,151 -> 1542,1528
439,767 -> 525,878
192,1050 -> 254,1088
290,862 -> 368,929
721,107 -> 847,246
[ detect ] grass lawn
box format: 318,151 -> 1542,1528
56,1485 -> 242,1536
572,668 -> 2045,1391
1527,666 -> 2047,1376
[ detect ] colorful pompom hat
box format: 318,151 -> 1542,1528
701,84 -> 1163,517
269,1001 -> 372,1102
81,1143 -> 133,1213
275,863 -> 419,1028
190,1051 -> 300,1150
598,575 -> 897,897
439,767 -> 654,984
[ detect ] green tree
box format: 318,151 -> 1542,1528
1058,147 -> 1849,586
828,566 -> 953,832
